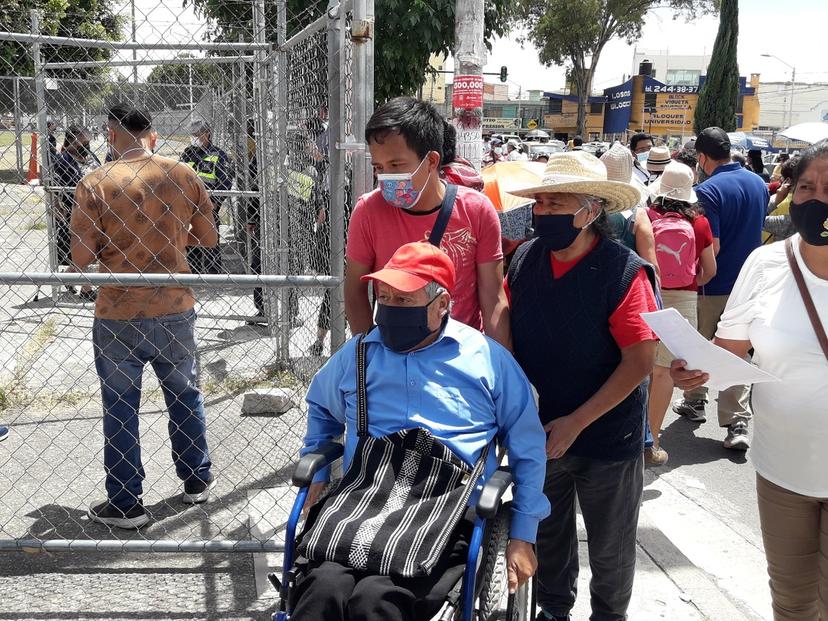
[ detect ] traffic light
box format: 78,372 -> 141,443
499,66 -> 508,83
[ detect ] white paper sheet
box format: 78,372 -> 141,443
641,308 -> 779,391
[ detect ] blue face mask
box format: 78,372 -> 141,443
377,158 -> 430,209
375,295 -> 441,352
637,152 -> 649,164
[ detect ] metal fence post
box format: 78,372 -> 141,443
31,10 -> 57,300
13,76 -> 23,182
275,0 -> 290,359
251,0 -> 276,341
326,1 -> 346,351
350,0 -> 373,200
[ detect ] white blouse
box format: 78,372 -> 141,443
716,235 -> 828,497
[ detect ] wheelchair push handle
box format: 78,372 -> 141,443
475,468 -> 513,519
292,441 -> 344,488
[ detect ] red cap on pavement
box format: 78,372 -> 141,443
361,242 -> 456,294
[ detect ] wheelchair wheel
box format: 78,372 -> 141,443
475,502 -> 511,621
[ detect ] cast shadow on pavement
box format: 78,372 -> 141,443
652,416 -> 748,475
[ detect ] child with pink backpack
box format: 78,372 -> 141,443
645,160 -> 718,466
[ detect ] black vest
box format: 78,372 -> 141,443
509,237 -> 656,461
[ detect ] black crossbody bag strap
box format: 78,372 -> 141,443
786,238 -> 828,361
356,333 -> 369,437
428,184 -> 458,247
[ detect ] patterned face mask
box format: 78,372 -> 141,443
377,158 -> 430,210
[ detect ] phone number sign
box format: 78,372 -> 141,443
452,74 -> 484,109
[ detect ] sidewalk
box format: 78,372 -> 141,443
0,479 -> 761,621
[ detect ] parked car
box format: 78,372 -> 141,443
527,143 -> 565,161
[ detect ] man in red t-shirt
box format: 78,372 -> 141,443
344,97 -> 511,348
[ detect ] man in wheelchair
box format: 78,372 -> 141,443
287,242 -> 550,621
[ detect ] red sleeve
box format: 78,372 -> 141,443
608,269 -> 659,349
503,275 -> 511,306
472,192 -> 504,264
344,196 -> 375,267
693,215 -> 714,260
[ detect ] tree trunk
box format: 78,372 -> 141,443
574,65 -> 595,138
452,0 -> 485,171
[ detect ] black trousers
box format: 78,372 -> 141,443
536,453 -> 643,621
289,520 -> 471,621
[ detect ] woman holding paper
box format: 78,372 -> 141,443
671,142 -> 828,621
644,160 -> 717,467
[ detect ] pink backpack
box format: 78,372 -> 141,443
647,207 -> 697,289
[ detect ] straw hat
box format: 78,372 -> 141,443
649,160 -> 698,203
646,145 -> 672,173
600,142 -> 651,204
508,150 -> 641,213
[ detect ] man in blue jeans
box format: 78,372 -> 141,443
70,103 -> 219,529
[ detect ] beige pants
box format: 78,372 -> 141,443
757,474 -> 828,620
683,294 -> 752,426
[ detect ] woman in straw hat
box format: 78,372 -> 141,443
645,160 -> 717,467
504,151 -> 658,621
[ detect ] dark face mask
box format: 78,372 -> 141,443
533,208 -> 586,251
77,143 -> 91,158
790,199 -> 828,246
375,296 -> 441,353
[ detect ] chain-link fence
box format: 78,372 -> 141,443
0,0 -> 373,556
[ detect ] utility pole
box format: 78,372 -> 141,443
451,0 -> 484,171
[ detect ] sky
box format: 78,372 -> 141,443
126,0 -> 826,91
453,0 -> 826,95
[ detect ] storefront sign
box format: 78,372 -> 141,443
603,79 -> 634,134
483,117 -> 522,130
452,74 -> 484,109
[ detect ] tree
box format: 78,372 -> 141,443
146,55 -> 233,110
514,0 -> 718,137
184,0 -> 513,104
0,0 -> 123,79
693,0 -> 739,133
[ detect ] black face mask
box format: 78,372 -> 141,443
77,143 -> 91,157
533,210 -> 585,251
790,199 -> 828,246
375,296 -> 441,353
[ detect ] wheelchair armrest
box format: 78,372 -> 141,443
292,442 -> 344,488
475,468 -> 512,519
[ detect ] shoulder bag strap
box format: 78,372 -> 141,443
428,184 -> 458,247
786,238 -> 828,361
356,333 -> 369,437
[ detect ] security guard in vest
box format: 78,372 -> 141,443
182,120 -> 234,273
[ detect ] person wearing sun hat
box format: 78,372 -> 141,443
293,241 -> 550,620
601,142 -> 660,277
504,151 -> 658,621
646,144 -> 672,184
644,160 -> 717,467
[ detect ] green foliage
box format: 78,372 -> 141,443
513,0 -> 718,136
693,0 -> 739,133
0,0 -> 123,79
184,0 -> 513,104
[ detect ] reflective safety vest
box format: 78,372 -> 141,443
187,154 -> 220,181
287,169 -> 314,201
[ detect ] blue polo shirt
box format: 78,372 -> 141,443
303,318 -> 551,543
695,162 -> 768,296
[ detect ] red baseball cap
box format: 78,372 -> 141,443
361,242 -> 456,294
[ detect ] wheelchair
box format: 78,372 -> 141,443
270,441 -> 537,621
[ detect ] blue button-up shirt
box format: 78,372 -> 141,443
303,318 -> 551,543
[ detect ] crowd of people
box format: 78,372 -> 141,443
11,99 -> 825,621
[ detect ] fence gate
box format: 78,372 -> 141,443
0,0 -> 373,566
